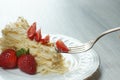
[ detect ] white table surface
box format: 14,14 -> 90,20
0,0 -> 120,80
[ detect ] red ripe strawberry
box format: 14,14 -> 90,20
27,22 -> 36,40
40,34 -> 50,44
18,54 -> 37,75
56,40 -> 69,53
35,29 -> 42,42
0,49 -> 17,69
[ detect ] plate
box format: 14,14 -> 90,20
0,34 -> 99,80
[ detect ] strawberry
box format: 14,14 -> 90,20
18,54 -> 37,75
35,29 -> 42,42
40,34 -> 50,44
56,40 -> 69,53
27,22 -> 36,40
0,49 -> 17,69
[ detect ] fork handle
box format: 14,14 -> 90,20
92,27 -> 120,46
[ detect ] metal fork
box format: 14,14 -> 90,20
66,27 -> 120,53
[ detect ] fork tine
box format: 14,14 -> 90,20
69,45 -> 85,50
68,49 -> 86,53
69,45 -> 84,48
68,45 -> 86,53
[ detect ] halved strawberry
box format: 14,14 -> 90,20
0,49 -> 17,69
40,34 -> 50,44
56,39 -> 69,53
18,54 -> 37,75
35,29 -> 42,42
27,22 -> 36,40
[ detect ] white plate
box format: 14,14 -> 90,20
0,34 -> 99,80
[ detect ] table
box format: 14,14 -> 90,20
0,0 -> 120,80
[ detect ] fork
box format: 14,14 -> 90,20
65,27 -> 120,53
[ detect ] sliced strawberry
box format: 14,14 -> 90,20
27,22 -> 36,40
56,40 -> 69,53
18,54 -> 37,75
35,29 -> 42,42
0,49 -> 17,69
40,34 -> 50,44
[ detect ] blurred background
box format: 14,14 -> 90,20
0,0 -> 120,80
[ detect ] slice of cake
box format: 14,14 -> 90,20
0,17 -> 68,74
